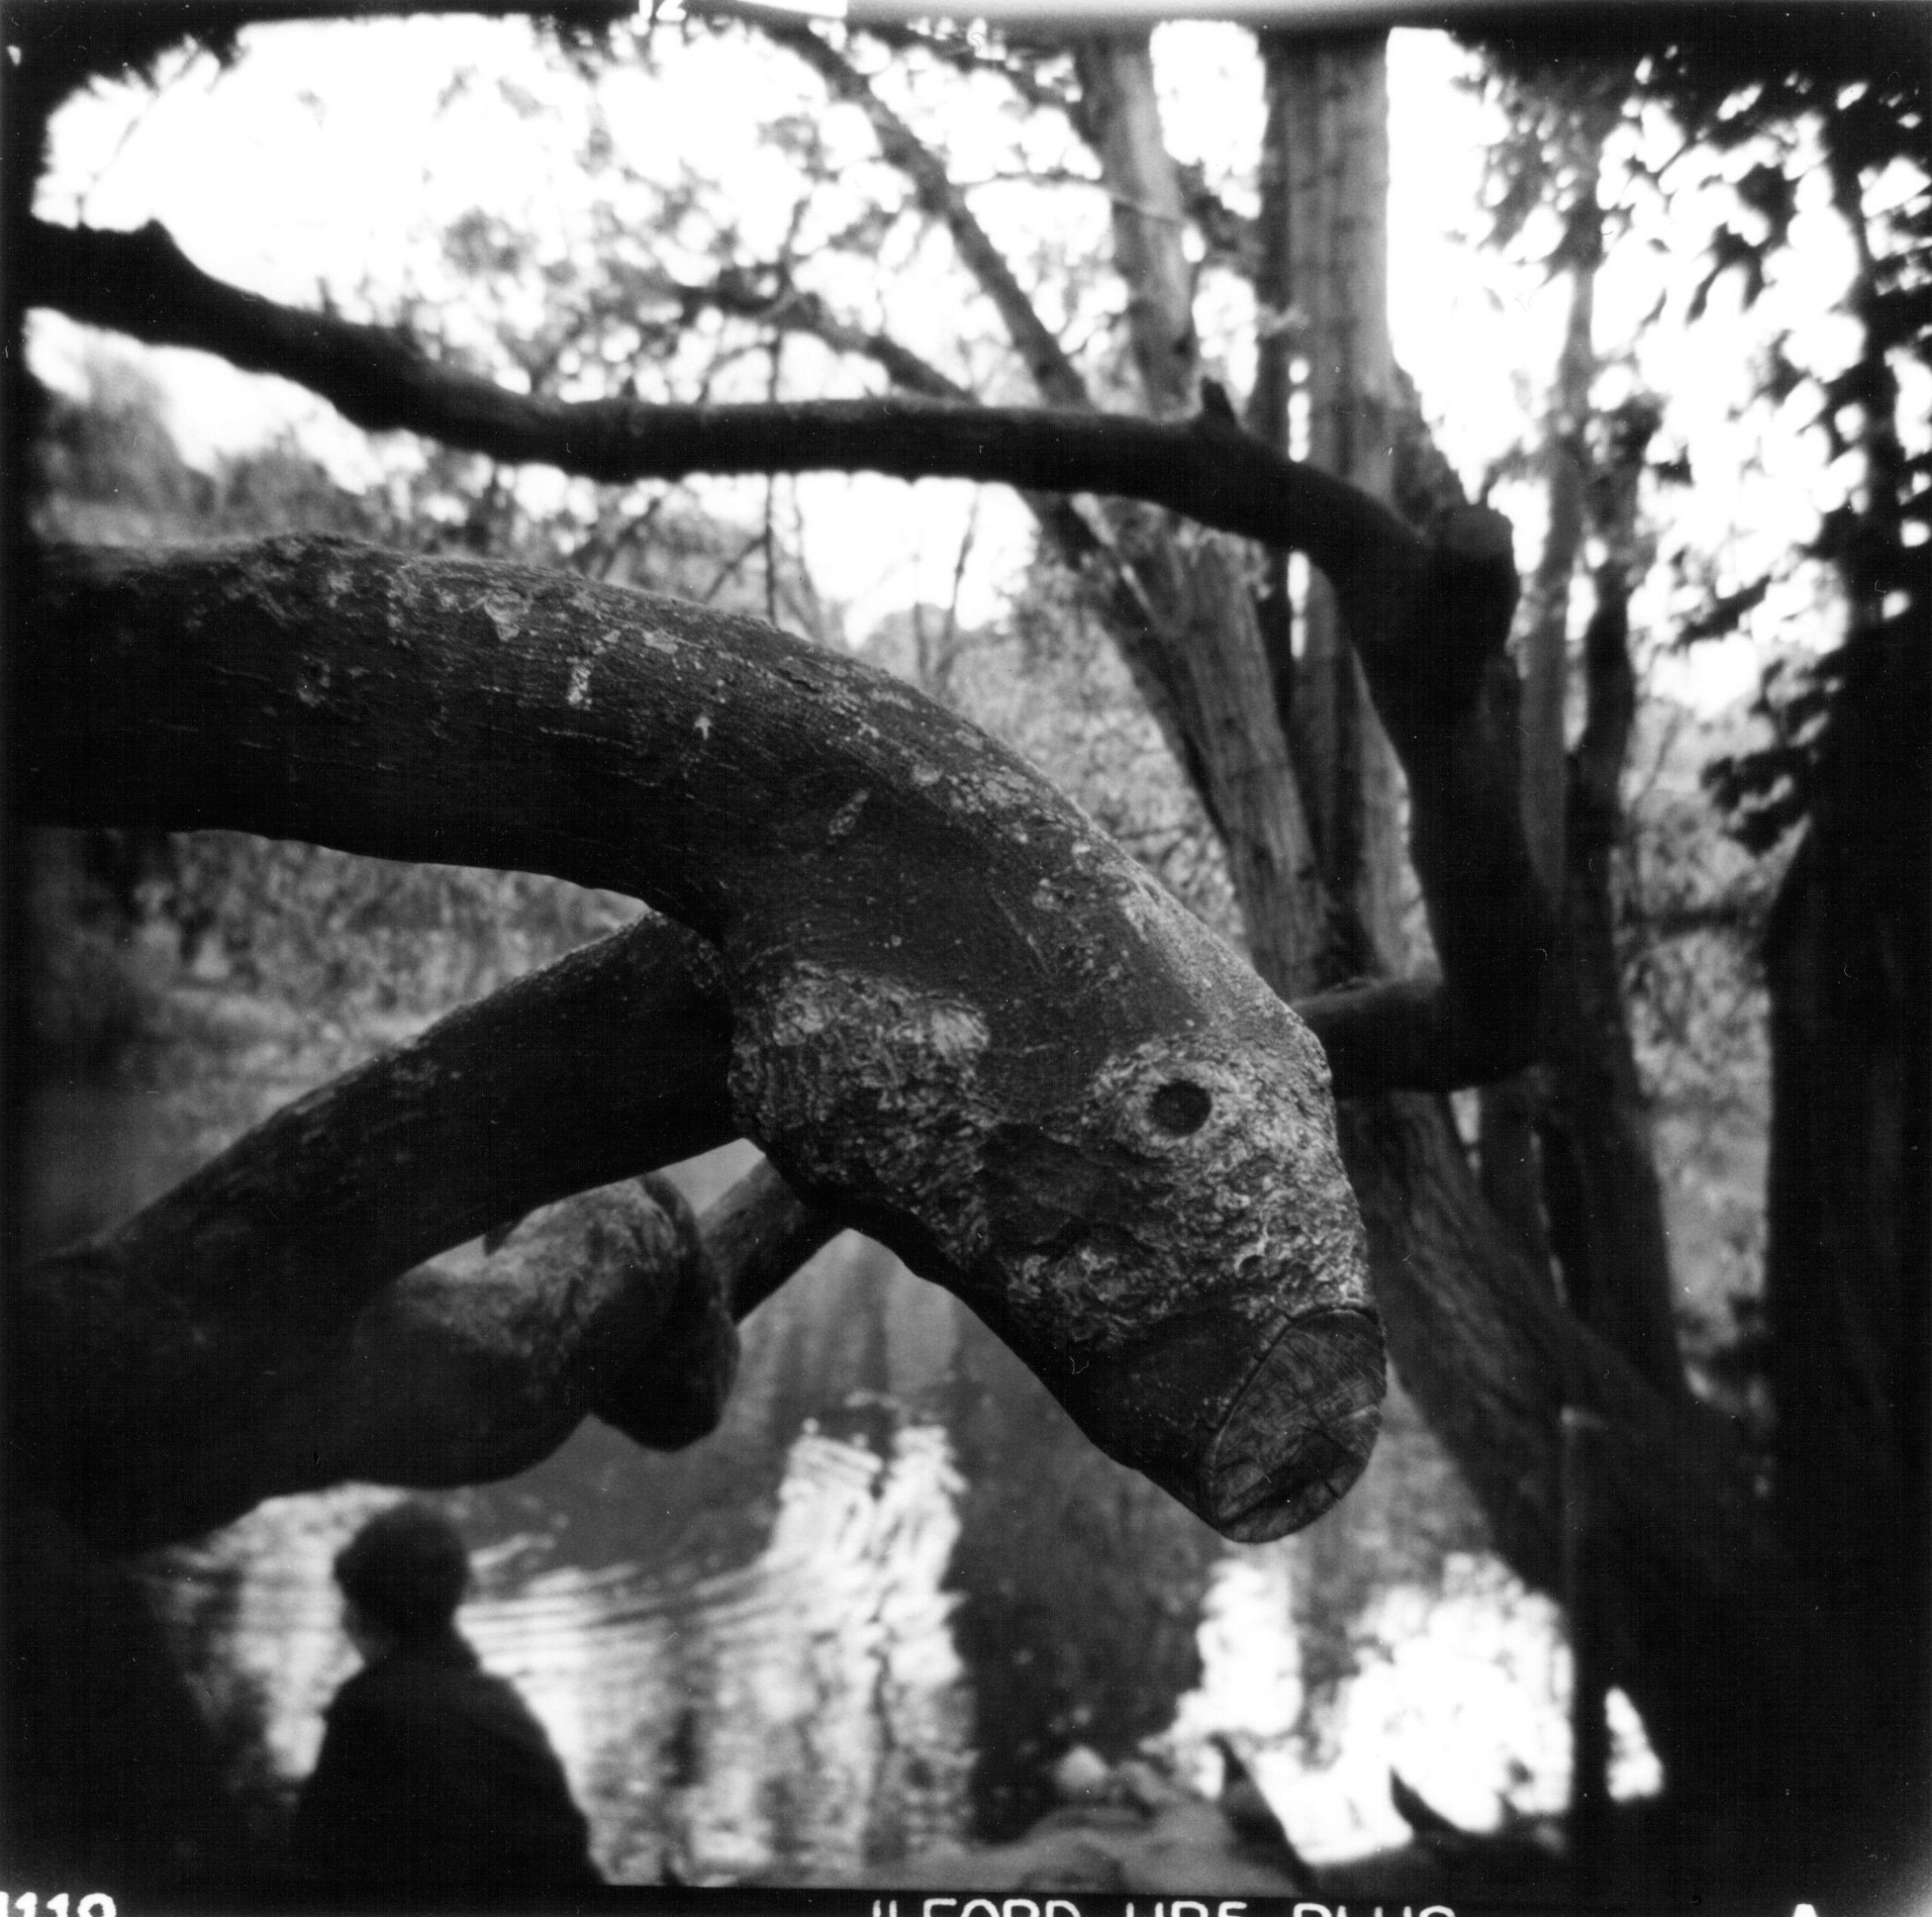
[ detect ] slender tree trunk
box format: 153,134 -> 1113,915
1476,1075 -> 1555,1276
1476,203 -> 1594,1277
1075,32 -> 1331,999
1518,219 -> 1595,899
1478,131 -> 1684,1397
1278,32 -> 1407,976
1546,569 -> 1686,1400
1072,35 -> 1197,420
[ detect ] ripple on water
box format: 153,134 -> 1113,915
145,1425 -> 976,1885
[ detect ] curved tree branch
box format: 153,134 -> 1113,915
15,534 -> 1383,1544
8,891 -> 825,1550
20,218 -> 1417,637
36,1160 -> 834,1554
11,915 -> 738,1470
53,1178 -> 728,1550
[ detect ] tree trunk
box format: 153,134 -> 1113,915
1760,609 -> 1930,1892
1235,29 -> 1737,1801
1060,29 -> 1764,1817
1546,573 -> 1686,1400
1475,191 -> 1594,1278
1485,131 -> 1685,1400
1517,202 -> 1595,900
1072,34 -> 1332,1001
1072,35 -> 1198,421
1738,122 -> 1929,1894
1278,32 -> 1408,976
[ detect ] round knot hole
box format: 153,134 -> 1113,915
1148,1079 -> 1212,1136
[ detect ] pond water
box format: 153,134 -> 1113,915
140,1222 -> 1660,1887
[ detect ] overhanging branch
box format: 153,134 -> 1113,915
21,217 -> 1420,637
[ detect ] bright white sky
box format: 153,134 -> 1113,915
30,10 -> 1900,706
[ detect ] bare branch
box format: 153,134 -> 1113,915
24,218 -> 1420,626
758,21 -> 1091,408
706,1155 -> 843,1319
1175,158 -> 1260,278
677,263 -> 973,401
8,914 -> 736,1485
1297,975 -> 1538,1094
656,256 -> 1239,840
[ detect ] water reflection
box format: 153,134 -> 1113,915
150,1422 -> 974,1885
141,1229 -> 1657,1888
650,1421 -> 971,1882
1174,1547 -> 1661,1865
149,1433 -> 1658,1887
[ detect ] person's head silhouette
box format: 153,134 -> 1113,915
332,1504 -> 469,1660
294,1502 -> 599,1891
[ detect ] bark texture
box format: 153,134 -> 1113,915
15,536 -> 1382,1543
1072,35 -> 1198,419
1275,32 -> 1409,974
20,218 -> 1421,635
20,1159 -> 832,1552
1543,573 -> 1684,1399
1071,35 -> 1332,999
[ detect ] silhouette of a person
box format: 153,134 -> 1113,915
290,1503 -> 601,1901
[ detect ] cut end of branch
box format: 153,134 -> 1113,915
1063,1298 -> 1386,1543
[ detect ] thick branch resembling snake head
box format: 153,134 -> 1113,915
729,839 -> 1383,1544
24,537 -> 1382,1545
